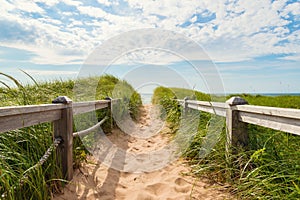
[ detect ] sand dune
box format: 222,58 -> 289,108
53,105 -> 232,200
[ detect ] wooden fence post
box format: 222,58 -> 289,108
183,97 -> 189,114
52,96 -> 73,181
226,96 -> 249,154
105,97 -> 113,130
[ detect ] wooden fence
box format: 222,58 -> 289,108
1,95 -> 300,182
179,96 -> 300,153
0,96 -> 114,181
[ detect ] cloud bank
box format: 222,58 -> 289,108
0,0 -> 299,65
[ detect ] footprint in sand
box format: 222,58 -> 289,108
175,185 -> 191,193
145,183 -> 170,196
166,195 -> 190,200
171,177 -> 192,194
175,177 -> 189,186
135,193 -> 156,200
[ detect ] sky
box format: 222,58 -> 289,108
0,0 -> 299,94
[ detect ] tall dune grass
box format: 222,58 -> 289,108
152,86 -> 300,200
0,73 -> 142,199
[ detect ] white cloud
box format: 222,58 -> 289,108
97,0 -> 112,6
190,15 -> 197,23
0,0 -> 300,66
282,2 -> 300,16
112,49 -> 186,66
122,0 -> 300,62
0,2 -> 94,64
0,1 -> 14,13
33,0 -> 59,7
0,41 -> 84,65
24,69 -> 78,76
11,0 -> 45,13
60,0 -> 82,7
77,5 -> 109,18
282,53 -> 300,61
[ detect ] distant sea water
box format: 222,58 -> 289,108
141,93 -> 300,104
213,93 -> 300,97
250,93 -> 300,96
140,93 -> 300,104
140,93 -> 153,104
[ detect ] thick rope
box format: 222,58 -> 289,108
1,137 -> 62,198
20,137 -> 62,185
73,116 -> 108,137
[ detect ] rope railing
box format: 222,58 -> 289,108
1,137 -> 62,199
20,137 -> 62,185
0,96 -> 116,189
2,114 -> 110,197
73,116 -> 109,137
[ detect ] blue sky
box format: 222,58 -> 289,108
0,0 -> 299,94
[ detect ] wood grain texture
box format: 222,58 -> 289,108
183,99 -> 300,136
0,109 -> 62,133
73,100 -> 109,115
225,97 -> 249,154
53,97 -> 74,181
0,104 -> 65,117
187,101 -> 227,117
235,104 -> 300,120
239,111 -> 300,136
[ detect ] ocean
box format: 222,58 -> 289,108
250,93 -> 300,96
140,93 -> 300,104
140,93 -> 153,104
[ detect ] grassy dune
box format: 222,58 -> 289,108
152,86 -> 300,200
0,73 -> 142,199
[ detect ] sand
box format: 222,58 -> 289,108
53,105 -> 232,200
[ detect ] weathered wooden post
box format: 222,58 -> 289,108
183,96 -> 189,114
105,97 -> 113,130
52,96 -> 73,181
226,96 -> 249,155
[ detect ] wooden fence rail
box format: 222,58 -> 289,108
0,96 -> 112,181
180,96 -> 300,153
1,95 -> 300,182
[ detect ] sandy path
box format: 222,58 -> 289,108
53,105 -> 232,200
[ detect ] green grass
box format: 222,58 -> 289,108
152,87 -> 300,200
0,73 -> 142,199
151,86 -> 211,104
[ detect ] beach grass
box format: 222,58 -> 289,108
0,73 -> 142,199
152,86 -> 300,200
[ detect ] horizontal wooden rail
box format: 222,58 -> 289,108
0,104 -> 66,117
0,96 -> 116,181
73,100 -> 109,115
0,104 -> 65,133
0,100 -> 111,133
181,98 -> 300,136
235,105 -> 300,136
235,104 -> 300,120
186,100 -> 227,117
179,96 -> 300,159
